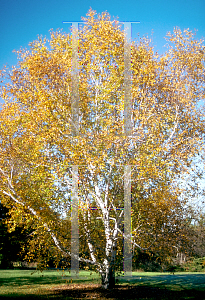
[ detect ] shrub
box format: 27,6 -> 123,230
183,257 -> 205,272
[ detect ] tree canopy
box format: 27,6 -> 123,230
0,8 -> 204,289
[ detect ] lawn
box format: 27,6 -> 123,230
0,269 -> 205,299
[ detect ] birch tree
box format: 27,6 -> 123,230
0,8 -> 204,289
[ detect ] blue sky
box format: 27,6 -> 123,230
0,0 -> 205,72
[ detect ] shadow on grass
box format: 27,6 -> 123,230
0,271 -> 205,299
0,283 -> 205,300
118,274 -> 205,290
0,270 -> 99,287
0,275 -> 64,287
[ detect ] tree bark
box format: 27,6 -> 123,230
101,247 -> 116,289
101,263 -> 115,289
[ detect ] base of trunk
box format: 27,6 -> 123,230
101,267 -> 115,289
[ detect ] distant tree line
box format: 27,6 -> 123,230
1,200 -> 204,271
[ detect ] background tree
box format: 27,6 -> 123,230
0,8 -> 204,289
0,200 -> 35,268
186,213 -> 205,258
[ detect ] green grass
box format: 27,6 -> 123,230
0,269 -> 205,299
0,269 -> 101,298
118,271 -> 205,290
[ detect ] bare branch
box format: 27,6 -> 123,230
116,227 -> 157,251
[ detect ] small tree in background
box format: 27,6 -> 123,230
0,201 -> 34,269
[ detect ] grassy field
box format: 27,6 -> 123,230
0,269 -> 205,299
